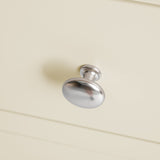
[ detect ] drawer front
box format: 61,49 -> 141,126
0,110 -> 160,160
0,0 -> 160,142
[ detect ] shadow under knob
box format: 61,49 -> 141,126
62,64 -> 105,108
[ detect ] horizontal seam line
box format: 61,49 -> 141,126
0,108 -> 159,145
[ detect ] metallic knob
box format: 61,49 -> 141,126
62,64 -> 105,108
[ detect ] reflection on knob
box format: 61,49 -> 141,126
62,64 -> 105,108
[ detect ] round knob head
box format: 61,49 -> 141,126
62,78 -> 105,108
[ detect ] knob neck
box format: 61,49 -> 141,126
80,64 -> 101,81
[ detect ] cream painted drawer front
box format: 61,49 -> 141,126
0,110 -> 160,160
0,0 -> 160,143
0,134 -> 111,160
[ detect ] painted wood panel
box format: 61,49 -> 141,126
0,110 -> 160,159
0,0 -> 160,142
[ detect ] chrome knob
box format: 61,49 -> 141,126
62,64 -> 105,108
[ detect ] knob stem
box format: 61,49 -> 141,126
80,64 -> 101,81
83,71 -> 97,81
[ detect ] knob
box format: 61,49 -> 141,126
62,64 -> 105,108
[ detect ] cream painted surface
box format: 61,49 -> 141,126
0,133 -> 110,160
132,0 -> 160,5
0,110 -> 160,160
0,0 -> 160,143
